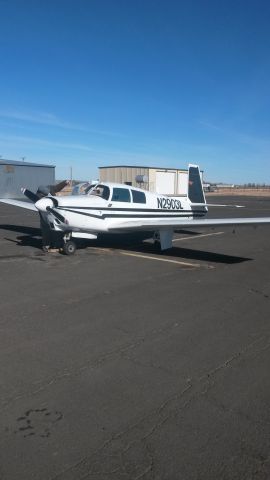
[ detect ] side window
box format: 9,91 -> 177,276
112,188 -> 131,202
131,190 -> 146,204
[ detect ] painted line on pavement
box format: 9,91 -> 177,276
87,247 -> 114,254
173,231 -> 224,242
120,251 -> 201,267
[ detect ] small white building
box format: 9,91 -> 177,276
0,159 -> 55,199
99,165 -> 200,196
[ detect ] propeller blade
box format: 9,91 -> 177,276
46,206 -> 66,223
50,180 -> 69,195
21,188 -> 40,203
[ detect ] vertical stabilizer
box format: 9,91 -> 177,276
188,165 -> 206,204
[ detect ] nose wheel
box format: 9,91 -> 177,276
62,237 -> 77,255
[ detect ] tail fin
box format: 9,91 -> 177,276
188,164 -> 206,204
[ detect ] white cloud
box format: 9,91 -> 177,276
0,133 -> 96,152
0,133 -> 174,165
0,109 -> 124,138
198,118 -> 270,151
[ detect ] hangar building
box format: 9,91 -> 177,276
0,159 -> 55,199
99,165 -> 197,195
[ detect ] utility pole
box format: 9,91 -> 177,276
70,166 -> 73,186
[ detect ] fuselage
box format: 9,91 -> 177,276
35,182 -> 208,234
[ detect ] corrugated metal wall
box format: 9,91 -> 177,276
0,165 -> 55,199
99,167 -> 149,189
99,166 -> 190,195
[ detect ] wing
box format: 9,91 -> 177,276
108,216 -> 270,232
0,199 -> 37,211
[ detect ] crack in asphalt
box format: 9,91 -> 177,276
1,320 -> 182,410
48,334 -> 270,480
249,288 -> 269,299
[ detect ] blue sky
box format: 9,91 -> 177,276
0,0 -> 269,183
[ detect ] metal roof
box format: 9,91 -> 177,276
0,158 -> 55,168
99,165 -> 188,171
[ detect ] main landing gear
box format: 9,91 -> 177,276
152,230 -> 173,251
62,233 -> 77,255
153,231 -> 161,248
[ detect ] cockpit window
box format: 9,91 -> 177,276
90,184 -> 110,200
84,183 -> 97,195
131,189 -> 146,204
112,187 -> 131,202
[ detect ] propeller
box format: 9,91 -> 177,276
46,206 -> 66,223
33,196 -> 68,225
21,180 -> 69,203
21,188 -> 40,203
49,180 -> 69,195
22,181 -> 69,225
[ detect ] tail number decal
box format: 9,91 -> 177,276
157,198 -> 183,210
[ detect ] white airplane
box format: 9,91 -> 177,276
1,165 -> 270,255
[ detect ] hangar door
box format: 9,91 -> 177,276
178,171 -> 188,195
155,171 -> 175,194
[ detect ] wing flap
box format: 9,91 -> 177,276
191,203 -> 245,208
108,217 -> 270,232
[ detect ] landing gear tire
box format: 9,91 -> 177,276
63,240 -> 76,255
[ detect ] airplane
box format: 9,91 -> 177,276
0,164 -> 270,255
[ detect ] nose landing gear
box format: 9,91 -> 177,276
63,240 -> 76,255
62,233 -> 77,255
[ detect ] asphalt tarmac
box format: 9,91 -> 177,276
0,196 -> 270,480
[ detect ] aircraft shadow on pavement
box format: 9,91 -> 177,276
0,225 -> 251,264
0,224 -> 42,249
160,246 -> 250,264
0,224 -> 40,236
89,234 -> 251,265
123,244 -> 250,264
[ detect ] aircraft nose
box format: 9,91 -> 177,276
35,197 -> 55,212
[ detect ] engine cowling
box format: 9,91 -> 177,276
35,197 -> 57,212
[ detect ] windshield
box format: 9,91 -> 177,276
89,184 -> 110,200
72,182 -> 90,195
84,183 -> 98,195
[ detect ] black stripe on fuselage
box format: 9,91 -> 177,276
58,206 -> 206,213
57,207 -> 206,220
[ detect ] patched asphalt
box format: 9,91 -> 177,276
0,196 -> 270,480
